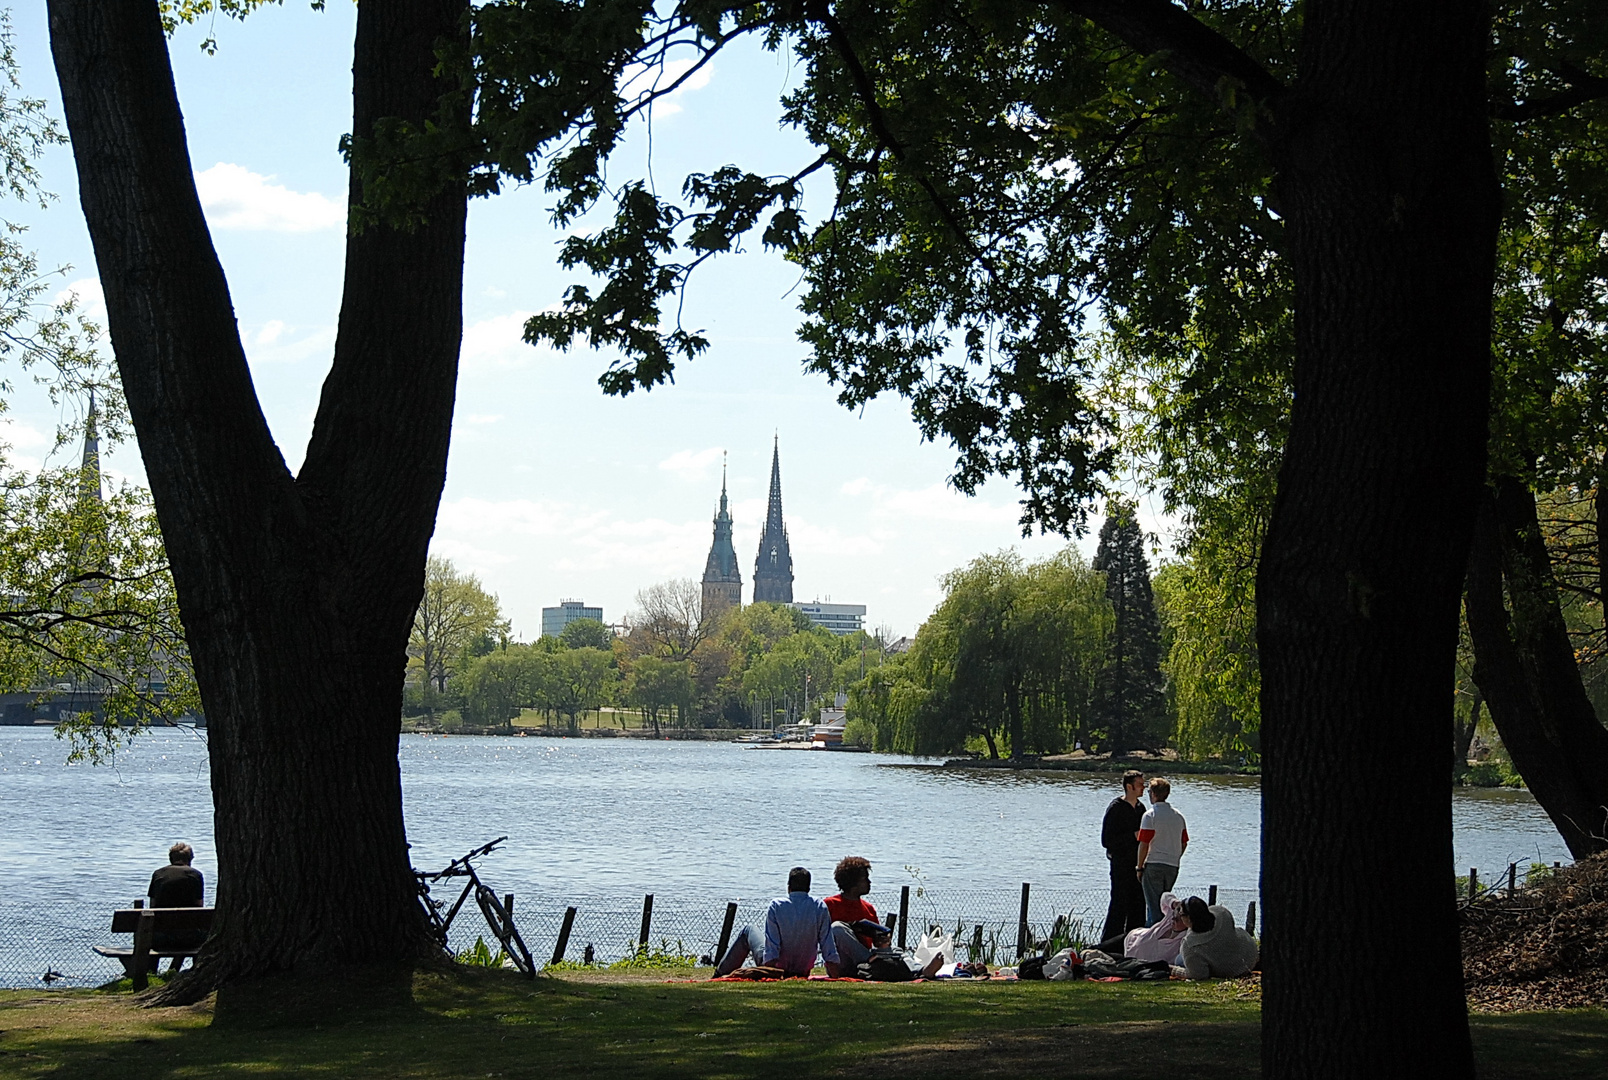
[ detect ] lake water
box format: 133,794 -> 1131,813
0,728 -> 1570,985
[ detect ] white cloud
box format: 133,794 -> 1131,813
0,418 -> 49,450
57,278 -> 106,325
460,310 -> 542,373
620,56 -> 715,117
0,418 -> 49,471
195,162 -> 345,233
246,324 -> 335,366
842,478 -> 1022,525
463,413 -> 503,426
657,447 -> 723,478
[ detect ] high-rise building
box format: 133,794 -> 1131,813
790,601 -> 867,636
700,457 -> 742,614
541,599 -> 603,638
752,437 -> 795,604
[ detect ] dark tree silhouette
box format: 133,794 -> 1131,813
48,0 -> 472,999
1091,501 -> 1167,753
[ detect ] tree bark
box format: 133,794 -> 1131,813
49,0 -> 469,998
1256,5 -> 1497,1075
1466,477 -> 1608,857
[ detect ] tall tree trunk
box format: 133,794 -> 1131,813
1597,456 -> 1606,631
1466,476 -> 1608,857
1257,5 -> 1497,1075
1006,683 -> 1023,760
49,0 -> 469,999
1453,688 -> 1481,777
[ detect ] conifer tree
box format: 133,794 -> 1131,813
1091,501 -> 1167,753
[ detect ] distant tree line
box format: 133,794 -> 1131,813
402,559 -> 885,733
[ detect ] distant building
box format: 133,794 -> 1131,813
752,437 -> 795,604
791,601 -> 867,637
700,458 -> 743,614
542,599 -> 603,638
884,635 -> 914,654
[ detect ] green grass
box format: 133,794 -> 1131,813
0,968 -> 1602,1079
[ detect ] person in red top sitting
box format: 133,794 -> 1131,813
823,856 -> 883,970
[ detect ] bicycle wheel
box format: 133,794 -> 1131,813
475,886 -> 536,978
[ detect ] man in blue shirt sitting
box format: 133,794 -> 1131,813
714,867 -> 841,978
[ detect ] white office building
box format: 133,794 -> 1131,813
790,601 -> 867,636
541,599 -> 603,638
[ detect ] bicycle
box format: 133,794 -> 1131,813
415,836 -> 536,978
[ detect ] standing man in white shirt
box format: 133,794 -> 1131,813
1135,777 -> 1189,926
714,866 -> 842,977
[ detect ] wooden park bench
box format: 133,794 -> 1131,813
92,904 -> 214,990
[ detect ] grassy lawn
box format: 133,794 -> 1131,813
0,968 -> 1602,1079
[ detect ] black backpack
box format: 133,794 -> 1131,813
859,950 -> 917,982
1017,955 -> 1048,979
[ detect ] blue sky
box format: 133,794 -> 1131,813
2,2 -> 1171,639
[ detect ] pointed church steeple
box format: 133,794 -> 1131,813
78,390 -> 102,507
701,453 -> 742,613
752,436 -> 794,604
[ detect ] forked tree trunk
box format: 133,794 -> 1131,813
1256,5 -> 1497,1075
49,0 -> 469,998
1466,476 -> 1608,857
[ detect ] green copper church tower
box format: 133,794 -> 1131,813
700,456 -> 742,613
752,437 -> 794,604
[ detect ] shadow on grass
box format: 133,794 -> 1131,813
0,967 -> 1602,1079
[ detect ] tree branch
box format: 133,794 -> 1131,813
1053,0 -> 1284,113
1492,62 -> 1608,121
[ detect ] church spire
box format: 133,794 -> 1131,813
752,435 -> 794,604
78,390 -> 102,507
701,451 -> 742,613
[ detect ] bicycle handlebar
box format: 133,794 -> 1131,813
415,836 -> 510,880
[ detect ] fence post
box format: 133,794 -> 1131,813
551,907 -> 577,966
1507,863 -> 1517,897
639,894 -> 654,953
1016,882 -> 1032,958
971,924 -> 984,962
1246,901 -> 1256,937
715,902 -> 738,966
1208,884 -> 1218,906
504,893 -> 516,935
898,886 -> 910,950
131,908 -> 155,992
1468,868 -> 1478,903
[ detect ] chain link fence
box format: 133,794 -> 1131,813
3,880 -> 1263,988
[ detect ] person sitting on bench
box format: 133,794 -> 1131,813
715,867 -> 841,978
148,842 -> 205,971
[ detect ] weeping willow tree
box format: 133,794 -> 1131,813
849,548 -> 1110,757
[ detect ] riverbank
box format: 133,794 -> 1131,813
2,968 -> 1600,1079
398,719 -> 754,741
937,753 -> 1260,776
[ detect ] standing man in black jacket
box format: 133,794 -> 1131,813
1099,770 -> 1147,943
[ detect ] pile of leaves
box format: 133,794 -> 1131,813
1462,853 -> 1608,1011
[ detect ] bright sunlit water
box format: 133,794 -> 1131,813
0,727 -> 1570,984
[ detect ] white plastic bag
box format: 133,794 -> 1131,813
911,929 -> 957,969
1043,947 -> 1080,980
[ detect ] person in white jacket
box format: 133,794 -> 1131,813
1178,896 -> 1259,979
